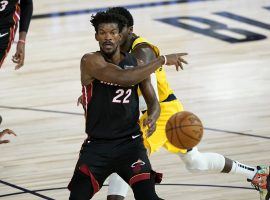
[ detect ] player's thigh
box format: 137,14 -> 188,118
115,138 -> 152,186
69,142 -> 113,198
141,100 -> 184,154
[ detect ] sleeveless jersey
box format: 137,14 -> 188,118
131,37 -> 174,102
82,53 -> 140,140
0,0 -> 20,29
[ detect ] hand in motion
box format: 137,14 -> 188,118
0,129 -> 17,144
12,41 -> 25,70
163,53 -> 188,71
143,116 -> 157,138
77,95 -> 83,106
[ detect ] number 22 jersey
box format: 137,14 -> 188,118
82,53 -> 141,140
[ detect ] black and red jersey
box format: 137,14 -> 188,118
0,0 -> 20,29
82,53 -> 140,140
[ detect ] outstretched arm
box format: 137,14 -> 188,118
81,52 -> 187,86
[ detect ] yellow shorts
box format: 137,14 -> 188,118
140,99 -> 187,155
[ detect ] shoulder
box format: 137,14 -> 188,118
81,52 -> 104,65
133,42 -> 156,56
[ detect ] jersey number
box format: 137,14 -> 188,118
112,89 -> 132,103
0,1 -> 8,11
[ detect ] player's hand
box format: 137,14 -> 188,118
12,41 -> 25,70
143,117 -> 157,138
77,95 -> 83,106
163,53 -> 188,71
0,129 -> 17,144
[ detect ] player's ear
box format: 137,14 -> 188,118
118,32 -> 123,41
128,26 -> 133,34
95,33 -> 98,41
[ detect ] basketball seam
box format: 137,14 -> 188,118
166,125 -> 203,132
179,125 -> 201,141
174,113 -> 186,149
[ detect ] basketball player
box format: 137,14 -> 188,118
105,7 -> 270,200
0,0 -> 33,69
68,11 -> 187,200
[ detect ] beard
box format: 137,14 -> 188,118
100,44 -> 119,59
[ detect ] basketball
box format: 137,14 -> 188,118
165,111 -> 203,149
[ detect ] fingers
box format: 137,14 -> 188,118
15,53 -> 24,70
77,96 -> 83,106
143,118 -> 156,137
175,54 -> 188,71
0,140 -> 10,144
1,129 -> 17,137
177,53 -> 188,56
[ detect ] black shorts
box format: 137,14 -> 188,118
68,134 -> 152,197
0,24 -> 18,68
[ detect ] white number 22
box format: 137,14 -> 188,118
0,1 -> 8,12
112,89 -> 132,103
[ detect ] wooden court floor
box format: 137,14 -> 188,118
0,0 -> 270,199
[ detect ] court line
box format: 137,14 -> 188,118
1,105 -> 270,140
0,180 -> 54,200
0,105 -> 82,116
205,128 -> 270,139
0,183 -> 254,198
32,0 -> 218,20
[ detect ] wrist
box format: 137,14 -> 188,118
161,55 -> 167,65
18,39 -> 26,44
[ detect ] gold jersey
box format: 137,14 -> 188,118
131,37 -> 174,102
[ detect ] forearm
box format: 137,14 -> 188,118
19,0 -> 33,33
117,56 -> 164,86
147,100 -> 160,120
18,31 -> 27,41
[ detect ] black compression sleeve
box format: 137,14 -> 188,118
19,0 -> 33,33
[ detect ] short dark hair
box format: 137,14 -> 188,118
90,11 -> 128,33
106,7 -> 134,27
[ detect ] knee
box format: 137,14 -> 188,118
179,147 -> 208,173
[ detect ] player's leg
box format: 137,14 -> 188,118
178,146 -> 257,179
106,104 -> 163,200
68,140 -> 113,200
107,173 -> 129,200
115,136 -> 163,200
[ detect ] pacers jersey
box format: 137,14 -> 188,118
0,0 -> 20,28
82,53 -> 140,140
131,37 -> 174,102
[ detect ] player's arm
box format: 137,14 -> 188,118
139,74 -> 160,138
12,0 -> 33,70
81,52 -> 188,86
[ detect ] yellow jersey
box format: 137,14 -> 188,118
131,37 -> 174,102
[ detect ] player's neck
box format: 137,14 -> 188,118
101,49 -> 125,65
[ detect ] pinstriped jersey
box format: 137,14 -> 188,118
0,0 -> 20,28
132,37 -> 174,102
82,53 -> 140,140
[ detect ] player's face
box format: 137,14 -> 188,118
96,23 -> 122,56
120,25 -> 133,46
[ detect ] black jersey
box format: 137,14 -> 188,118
0,0 -> 20,29
82,53 -> 140,140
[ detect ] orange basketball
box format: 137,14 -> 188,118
165,111 -> 203,149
